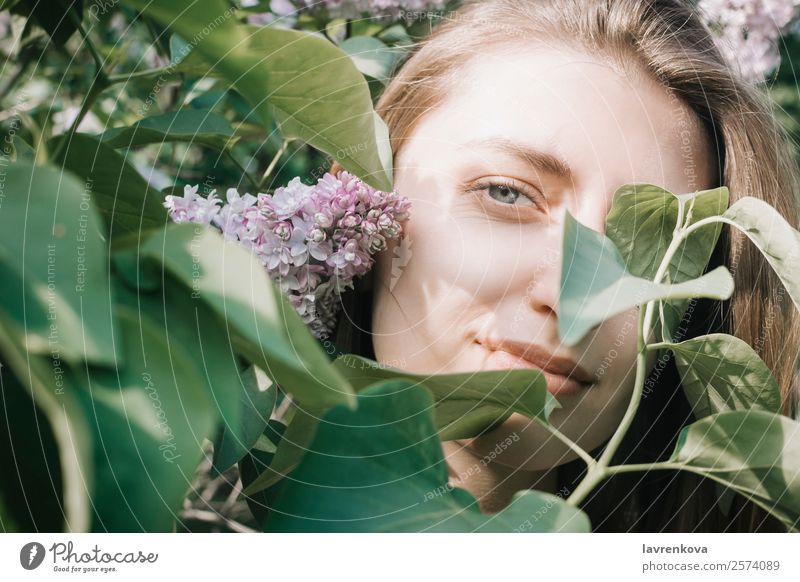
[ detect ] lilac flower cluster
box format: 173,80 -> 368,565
243,0 -> 446,25
699,0 -> 800,83
164,171 -> 411,340
300,0 -> 447,19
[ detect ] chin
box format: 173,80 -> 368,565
454,412 -> 597,472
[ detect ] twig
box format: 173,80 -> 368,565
258,138 -> 290,191
179,509 -> 257,533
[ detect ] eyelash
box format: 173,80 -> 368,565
464,177 -> 548,214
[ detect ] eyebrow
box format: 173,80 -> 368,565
464,137 -> 573,179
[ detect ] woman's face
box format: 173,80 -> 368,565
370,46 -> 714,470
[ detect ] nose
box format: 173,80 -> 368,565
524,227 -> 562,318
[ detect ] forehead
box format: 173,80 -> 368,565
399,46 -> 713,194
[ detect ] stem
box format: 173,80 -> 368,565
682,214 -> 731,239
178,509 -> 256,533
107,66 -> 179,84
258,139 -> 290,191
605,461 -> 680,476
594,306 -> 651,468
50,9 -> 110,164
141,14 -> 171,60
647,341 -> 672,351
68,9 -> 107,76
564,464 -> 609,507
534,417 -> 597,469
0,50 -> 33,99
567,215 -> 693,508
50,76 -> 109,163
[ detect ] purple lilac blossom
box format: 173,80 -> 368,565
699,0 -> 800,83
246,0 -> 446,24
163,171 -> 411,340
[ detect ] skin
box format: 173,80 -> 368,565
370,45 -> 715,511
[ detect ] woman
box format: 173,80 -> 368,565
330,0 -> 800,532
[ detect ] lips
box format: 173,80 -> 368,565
475,338 -> 597,396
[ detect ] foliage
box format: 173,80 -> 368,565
1,0 -> 800,533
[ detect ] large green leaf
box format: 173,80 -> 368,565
242,355 -> 557,496
605,184 -> 728,282
0,161 -> 119,365
262,380 -> 590,532
12,0 -> 83,46
238,418 -> 287,525
339,35 -> 403,83
664,410 -> 800,532
721,196 -> 800,314
0,368 -> 64,532
213,364 -> 277,472
119,0 -> 270,128
559,210 -> 734,346
605,184 -> 728,341
114,277 -> 245,453
0,324 -> 94,532
72,305 -> 219,532
138,223 -> 356,410
241,404 -> 318,495
97,109 -> 238,151
664,333 -> 781,418
51,134 -> 168,241
184,27 -> 393,191
0,489 -> 18,532
333,353 -> 558,438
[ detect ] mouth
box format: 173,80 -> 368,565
474,338 -> 596,397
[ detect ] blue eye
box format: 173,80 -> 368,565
487,183 -> 532,206
466,178 -> 546,213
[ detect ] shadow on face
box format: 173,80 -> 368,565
370,45 -> 714,470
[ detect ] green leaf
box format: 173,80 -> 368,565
606,184 -> 728,282
0,489 -> 18,532
663,333 -> 781,418
13,0 -> 83,46
559,210 -> 734,346
178,25 -> 394,191
605,184 -> 728,341
139,223 -> 356,410
339,36 -> 402,83
333,354 -> 557,438
721,196 -> 800,315
213,364 -> 277,472
51,134 -> 168,242
239,418 -> 287,525
6,135 -> 36,163
666,410 -> 800,532
241,404 -> 317,496
0,161 -> 119,365
169,33 -> 192,66
263,380 -> 591,532
376,23 -> 413,46
117,276 -> 244,446
120,0 -> 271,129
0,333 -> 93,532
242,354 -> 557,496
72,304 -> 219,532
0,368 -> 64,532
97,109 -> 238,151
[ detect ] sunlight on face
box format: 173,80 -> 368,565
370,46 -> 715,471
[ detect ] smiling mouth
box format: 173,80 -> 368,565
474,340 -> 595,397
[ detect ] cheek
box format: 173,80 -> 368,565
401,215 -> 551,305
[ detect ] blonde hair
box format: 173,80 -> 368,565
331,0 -> 800,530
